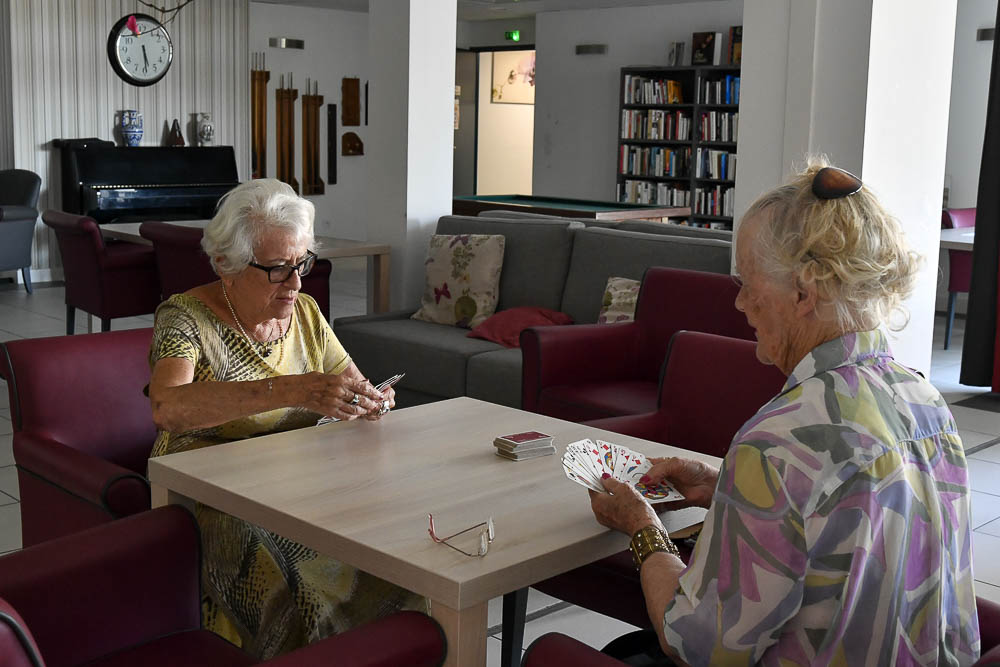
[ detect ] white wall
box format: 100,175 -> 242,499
457,17 -> 535,48
249,3 -> 368,241
476,51 -> 534,195
532,1 -> 743,199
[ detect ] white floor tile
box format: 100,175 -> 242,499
0,434 -> 12,467
485,636 -> 505,667
969,442 -> 1000,464
969,459 -> 1000,496
976,581 -> 1000,606
973,531 -> 1000,588
520,604 -> 640,652
0,465 -> 18,500
971,491 -> 1000,531
950,406 -> 1000,438
487,588 -> 564,628
979,517 -> 1000,539
0,417 -> 10,437
0,503 -> 20,552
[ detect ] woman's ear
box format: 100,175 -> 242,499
794,279 -> 820,319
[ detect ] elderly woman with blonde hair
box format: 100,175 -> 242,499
147,179 -> 424,659
583,159 -> 979,665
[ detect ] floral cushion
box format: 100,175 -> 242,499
411,234 -> 506,328
597,276 -> 640,324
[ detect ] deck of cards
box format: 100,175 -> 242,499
562,439 -> 684,503
494,431 -> 556,461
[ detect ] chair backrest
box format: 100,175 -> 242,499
942,208 -> 976,230
139,221 -> 216,297
0,599 -> 45,667
2,328 -> 157,473
0,170 -> 41,209
40,210 -> 106,305
942,209 -> 975,293
660,330 -> 786,458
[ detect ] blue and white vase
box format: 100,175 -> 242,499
121,110 -> 143,147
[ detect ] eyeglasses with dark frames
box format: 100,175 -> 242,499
249,250 -> 317,283
811,166 -> 863,200
428,513 -> 495,558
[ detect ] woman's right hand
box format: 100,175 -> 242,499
642,457 -> 719,510
299,372 -> 383,420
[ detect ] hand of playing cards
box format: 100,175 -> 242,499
317,373 -> 404,425
562,439 -> 684,503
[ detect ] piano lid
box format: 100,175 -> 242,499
72,146 -> 239,187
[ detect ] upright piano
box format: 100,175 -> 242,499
54,138 -> 240,223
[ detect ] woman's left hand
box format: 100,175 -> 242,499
589,474 -> 663,537
363,385 -> 396,421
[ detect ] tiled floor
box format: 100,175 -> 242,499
1,272 -> 999,663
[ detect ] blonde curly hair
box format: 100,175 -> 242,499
739,156 -> 922,332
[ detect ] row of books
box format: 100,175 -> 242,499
623,76 -> 684,105
698,111 -> 738,143
621,109 -> 691,141
694,185 -> 735,217
694,148 -> 737,180
619,180 -> 691,207
619,145 -> 691,178
697,75 -> 740,105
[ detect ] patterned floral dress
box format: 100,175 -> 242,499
148,293 -> 427,659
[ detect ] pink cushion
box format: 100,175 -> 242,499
467,306 -> 572,348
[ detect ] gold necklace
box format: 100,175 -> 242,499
221,283 -> 287,366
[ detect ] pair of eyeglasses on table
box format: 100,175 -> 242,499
428,513 -> 495,558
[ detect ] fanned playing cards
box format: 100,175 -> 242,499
561,439 -> 684,503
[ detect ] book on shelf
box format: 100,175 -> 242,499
667,41 -> 685,67
691,31 -> 722,66
623,75 -> 684,105
728,26 -> 743,64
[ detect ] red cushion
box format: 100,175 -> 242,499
467,306 -> 573,348
86,629 -> 253,667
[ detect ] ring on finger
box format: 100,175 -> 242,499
349,393 -> 361,406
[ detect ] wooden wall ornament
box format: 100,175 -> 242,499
327,104 -> 337,184
302,79 -> 324,195
275,73 -> 299,193
342,77 -> 361,126
251,51 -> 269,178
364,80 -> 368,125
342,131 -> 363,156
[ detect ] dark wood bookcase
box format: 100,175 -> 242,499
616,64 -> 740,229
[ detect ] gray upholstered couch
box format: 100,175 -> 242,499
332,214 -> 733,409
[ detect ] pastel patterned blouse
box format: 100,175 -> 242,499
663,330 -> 979,666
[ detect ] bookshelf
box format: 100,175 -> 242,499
616,65 -> 740,229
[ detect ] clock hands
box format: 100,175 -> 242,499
142,44 -> 149,73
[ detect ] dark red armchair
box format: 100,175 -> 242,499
1,328 -> 157,546
138,221 -> 334,319
942,208 -> 975,350
521,267 -> 754,423
0,506 -> 446,667
41,210 -> 161,335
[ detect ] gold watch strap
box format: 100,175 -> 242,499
629,525 -> 680,571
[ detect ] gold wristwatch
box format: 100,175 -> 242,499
629,525 -> 679,571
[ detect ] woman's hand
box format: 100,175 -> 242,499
299,371 -> 383,420
362,385 -> 396,421
642,457 -> 719,511
589,474 -> 663,537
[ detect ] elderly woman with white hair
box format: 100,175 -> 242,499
147,179 -> 424,659
577,159 -> 979,666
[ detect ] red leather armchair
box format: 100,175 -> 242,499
41,210 -> 161,335
0,506 -> 446,667
1,328 -> 157,546
521,267 -> 753,423
942,208 -> 975,350
138,221 -> 334,319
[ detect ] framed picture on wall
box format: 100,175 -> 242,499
491,50 -> 536,104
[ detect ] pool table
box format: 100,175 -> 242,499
452,194 -> 690,221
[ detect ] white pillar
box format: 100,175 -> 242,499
737,0 -> 956,373
367,0 -> 457,310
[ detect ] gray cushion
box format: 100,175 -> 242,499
466,347 -> 524,409
560,227 -> 733,324
334,316 -> 504,398
435,215 -> 583,312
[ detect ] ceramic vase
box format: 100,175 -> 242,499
197,112 -> 215,146
120,110 -> 143,147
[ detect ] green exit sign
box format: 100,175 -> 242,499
505,30 -> 520,42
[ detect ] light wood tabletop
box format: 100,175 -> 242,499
148,397 -> 718,667
101,220 -> 392,312
941,227 -> 975,251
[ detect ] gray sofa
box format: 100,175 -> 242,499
332,214 -> 733,409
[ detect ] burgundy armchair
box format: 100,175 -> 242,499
1,328 -> 157,546
41,210 -> 161,334
138,221 -> 334,319
942,208 -> 975,350
0,506 -> 446,667
521,267 -> 754,423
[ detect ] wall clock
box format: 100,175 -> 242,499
107,13 -> 173,86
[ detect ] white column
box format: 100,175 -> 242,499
367,0 -> 457,311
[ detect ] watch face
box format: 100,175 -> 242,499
107,13 -> 173,86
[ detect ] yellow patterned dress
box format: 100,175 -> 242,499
148,293 -> 427,659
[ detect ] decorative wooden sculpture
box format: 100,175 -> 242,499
327,104 -> 337,185
342,77 -> 361,126
342,131 -> 363,156
302,79 -> 324,195
276,73 -> 299,193
251,52 -> 270,178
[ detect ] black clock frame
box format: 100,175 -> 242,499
107,13 -> 173,87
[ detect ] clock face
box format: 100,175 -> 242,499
107,13 -> 173,86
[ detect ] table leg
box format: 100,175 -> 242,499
431,599 -> 487,667
150,483 -> 195,512
371,252 -> 390,313
501,587 -> 529,667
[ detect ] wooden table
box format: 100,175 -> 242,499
148,397 -> 717,666
101,220 -> 392,313
941,227 -> 975,251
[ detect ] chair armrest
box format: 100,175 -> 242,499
584,411 -> 666,444
0,506 -> 202,667
521,323 -> 640,413
523,633 -> 625,667
333,309 -> 415,328
261,611 -> 446,667
13,433 -> 150,517
0,206 -> 38,222
979,595 -> 1000,653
